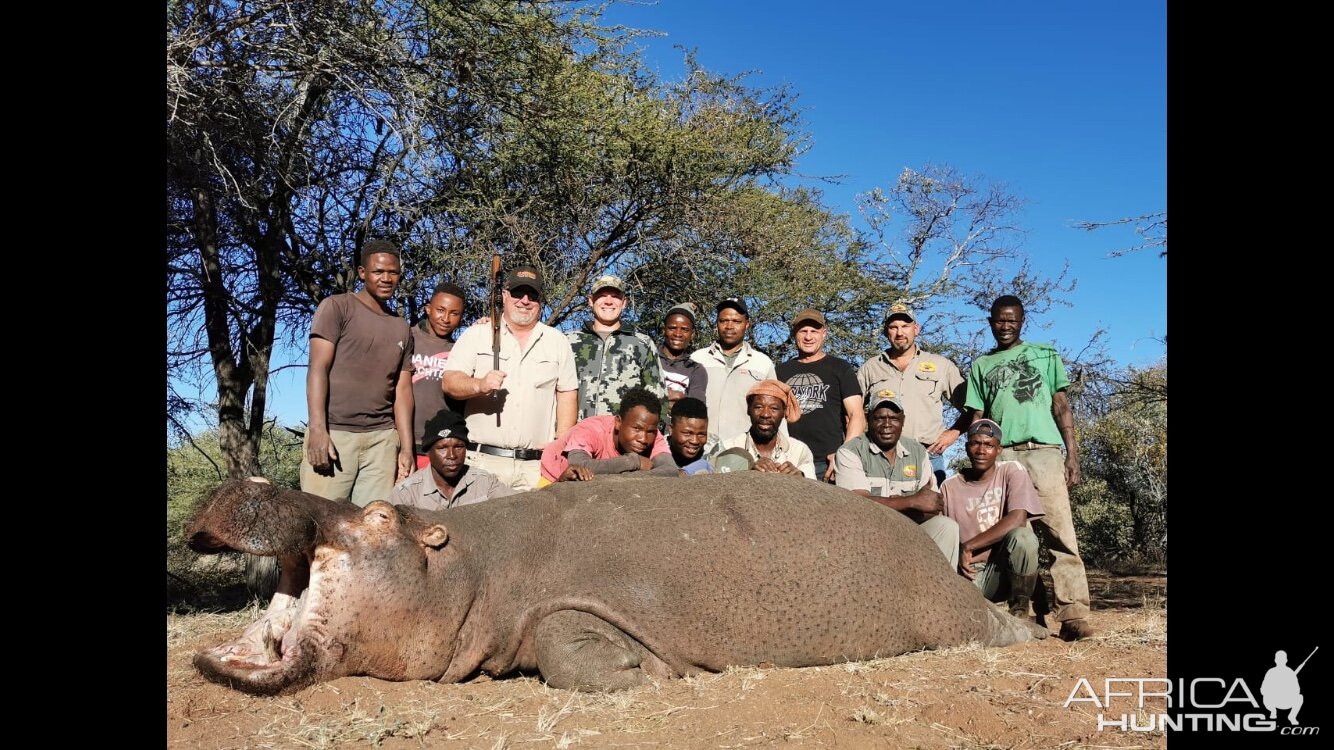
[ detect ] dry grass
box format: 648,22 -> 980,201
168,578 -> 1167,749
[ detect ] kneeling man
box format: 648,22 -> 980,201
540,387 -> 679,483
715,380 -> 816,478
835,393 -> 959,568
390,409 -> 513,510
940,419 -> 1045,617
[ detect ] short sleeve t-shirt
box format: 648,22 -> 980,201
776,355 -> 863,458
939,461 -> 1045,562
310,293 -> 413,432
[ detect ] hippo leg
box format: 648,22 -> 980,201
533,610 -> 651,691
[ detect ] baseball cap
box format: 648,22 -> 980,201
589,274 -> 626,295
967,418 -> 1003,444
665,302 -> 699,325
503,265 -> 544,297
883,302 -> 917,325
716,296 -> 750,317
711,447 -> 756,473
790,307 -> 827,332
866,389 -> 905,413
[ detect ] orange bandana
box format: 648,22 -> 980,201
746,379 -> 802,423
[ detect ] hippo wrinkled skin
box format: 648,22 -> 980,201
188,473 -> 1045,693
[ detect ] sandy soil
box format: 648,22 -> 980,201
166,572 -> 1165,748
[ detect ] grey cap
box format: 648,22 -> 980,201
865,388 -> 905,414
665,302 -> 700,325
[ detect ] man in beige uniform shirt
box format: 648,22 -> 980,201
857,302 -> 971,487
443,266 -> 578,490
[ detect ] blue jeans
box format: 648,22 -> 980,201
927,450 -> 947,488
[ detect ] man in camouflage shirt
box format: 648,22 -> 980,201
567,274 -> 667,419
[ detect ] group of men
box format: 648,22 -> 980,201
298,239 -> 1095,641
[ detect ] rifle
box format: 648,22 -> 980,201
490,253 -> 503,426
1295,646 -> 1319,674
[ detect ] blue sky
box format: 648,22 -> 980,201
598,0 -> 1166,354
175,0 -> 1166,432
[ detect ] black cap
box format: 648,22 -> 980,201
503,265 -> 544,298
716,296 -> 749,317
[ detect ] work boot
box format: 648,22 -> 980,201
1006,571 -> 1038,618
1059,618 -> 1096,641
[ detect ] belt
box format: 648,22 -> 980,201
1006,441 -> 1060,452
468,442 -> 544,461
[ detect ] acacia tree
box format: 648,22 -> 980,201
855,164 -> 1076,367
1073,211 -> 1167,258
167,0 -> 641,475
167,0 -> 891,481
1069,358 -> 1168,567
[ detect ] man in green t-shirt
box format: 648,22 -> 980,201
965,295 -> 1093,641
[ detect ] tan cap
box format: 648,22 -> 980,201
790,307 -> 827,332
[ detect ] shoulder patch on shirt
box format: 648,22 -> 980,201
876,388 -> 896,399
918,362 -> 937,372
903,464 -> 917,478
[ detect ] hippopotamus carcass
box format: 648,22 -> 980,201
187,473 -> 1046,694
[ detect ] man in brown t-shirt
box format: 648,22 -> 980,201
302,239 -> 415,507
939,419 -> 1046,618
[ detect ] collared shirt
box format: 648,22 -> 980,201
689,341 -> 778,447
389,464 -> 513,511
567,323 -> 666,419
444,320 -> 578,449
857,346 -> 966,448
834,435 -> 938,496
715,430 -> 817,479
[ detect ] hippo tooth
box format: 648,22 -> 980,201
263,620 -> 281,662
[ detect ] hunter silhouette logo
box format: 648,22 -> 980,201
1263,647 -> 1316,726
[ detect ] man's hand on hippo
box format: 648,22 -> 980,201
305,427 -> 339,475
755,457 -> 803,476
560,465 -> 594,482
637,455 -> 654,472
910,491 -> 944,515
823,454 -> 837,482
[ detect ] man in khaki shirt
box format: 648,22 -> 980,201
443,265 -> 578,490
857,302 -> 971,487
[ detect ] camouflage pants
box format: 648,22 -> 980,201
1000,446 -> 1091,622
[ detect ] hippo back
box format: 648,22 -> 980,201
434,472 -> 994,673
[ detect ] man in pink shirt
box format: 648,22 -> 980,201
540,387 -> 680,484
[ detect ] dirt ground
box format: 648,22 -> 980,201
166,572 -> 1166,749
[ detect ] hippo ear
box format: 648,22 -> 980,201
420,524 -> 449,549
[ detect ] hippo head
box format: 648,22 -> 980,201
188,480 -> 460,694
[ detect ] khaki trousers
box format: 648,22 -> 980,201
1000,446 -> 1091,622
300,428 -> 399,508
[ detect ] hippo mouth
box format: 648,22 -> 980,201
193,564 -> 334,695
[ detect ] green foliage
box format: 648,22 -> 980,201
1070,359 -> 1167,569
